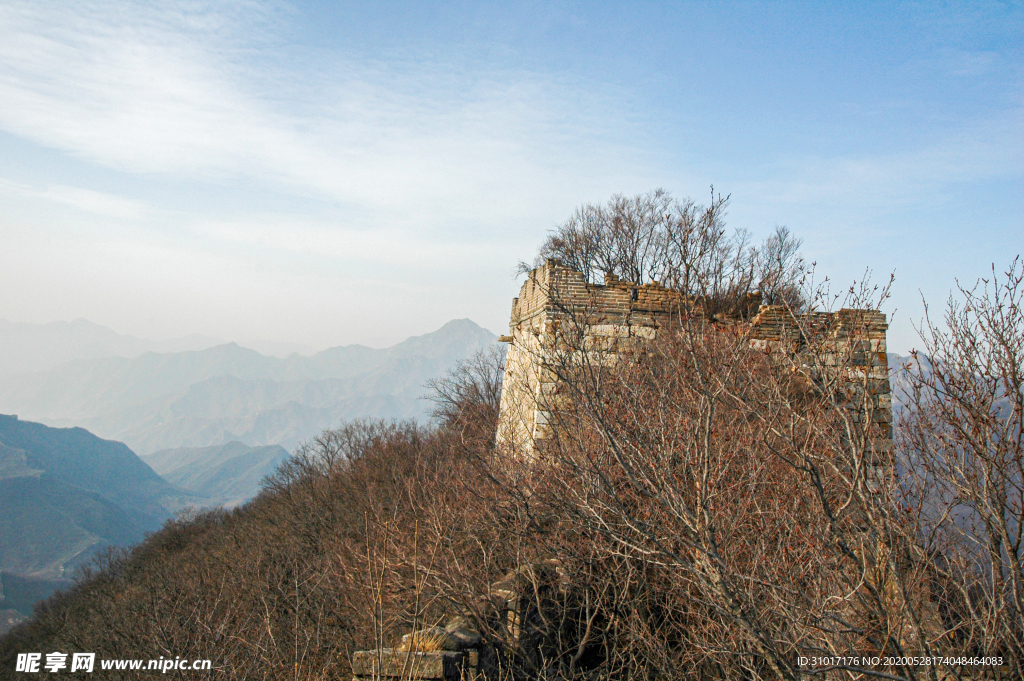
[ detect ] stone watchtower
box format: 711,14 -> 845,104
496,260 -> 892,466
496,260 -> 694,454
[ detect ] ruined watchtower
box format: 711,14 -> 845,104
496,261 -> 892,464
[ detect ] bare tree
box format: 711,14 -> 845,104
475,263 -> 1010,680
10,250 -> 1022,680
425,346 -> 505,437
899,256 -> 1024,671
524,189 -> 809,315
752,225 -> 806,307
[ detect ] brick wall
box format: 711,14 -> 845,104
496,261 -> 891,470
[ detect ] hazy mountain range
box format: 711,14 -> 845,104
0,413 -> 204,624
0,319 -> 498,456
0,318 -> 317,376
0,420 -> 311,624
0,318 -> 497,623
142,442 -> 291,508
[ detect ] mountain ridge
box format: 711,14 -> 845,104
142,442 -> 291,508
0,318 -> 225,375
0,415 -> 203,581
0,319 -> 498,455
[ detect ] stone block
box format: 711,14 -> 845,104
351,649 -> 478,679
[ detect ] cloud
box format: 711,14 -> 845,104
0,0 -> 648,229
0,178 -> 150,219
192,215 -> 504,266
734,107 -> 1024,218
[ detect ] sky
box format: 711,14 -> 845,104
0,0 -> 1021,353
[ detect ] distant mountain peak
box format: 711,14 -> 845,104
0,318 -> 498,456
0,319 -> 224,375
439,317 -> 489,330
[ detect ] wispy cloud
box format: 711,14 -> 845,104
0,178 -> 150,219
193,216 -> 502,265
0,0 -> 647,229
734,107 -> 1024,220
2,0 -> 1018,353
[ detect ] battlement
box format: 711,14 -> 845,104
496,261 -> 891,464
501,259 -> 697,335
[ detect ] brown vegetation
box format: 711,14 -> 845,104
1,194 -> 1020,680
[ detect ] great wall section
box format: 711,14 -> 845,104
352,260 -> 893,680
496,260 -> 891,468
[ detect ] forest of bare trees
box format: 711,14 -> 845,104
1,194 -> 1020,681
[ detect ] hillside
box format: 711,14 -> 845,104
143,442 -> 291,507
0,415 -> 204,618
0,319 -> 498,455
3,318 -> 1021,679
0,419 -> 471,680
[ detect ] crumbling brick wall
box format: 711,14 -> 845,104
496,260 -> 891,466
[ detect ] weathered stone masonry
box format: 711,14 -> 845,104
496,260 -> 892,464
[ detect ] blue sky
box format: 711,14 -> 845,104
0,1 -> 1020,352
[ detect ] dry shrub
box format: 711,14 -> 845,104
478,317 -> 913,679
4,262 -> 1021,681
0,418 -> 507,680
